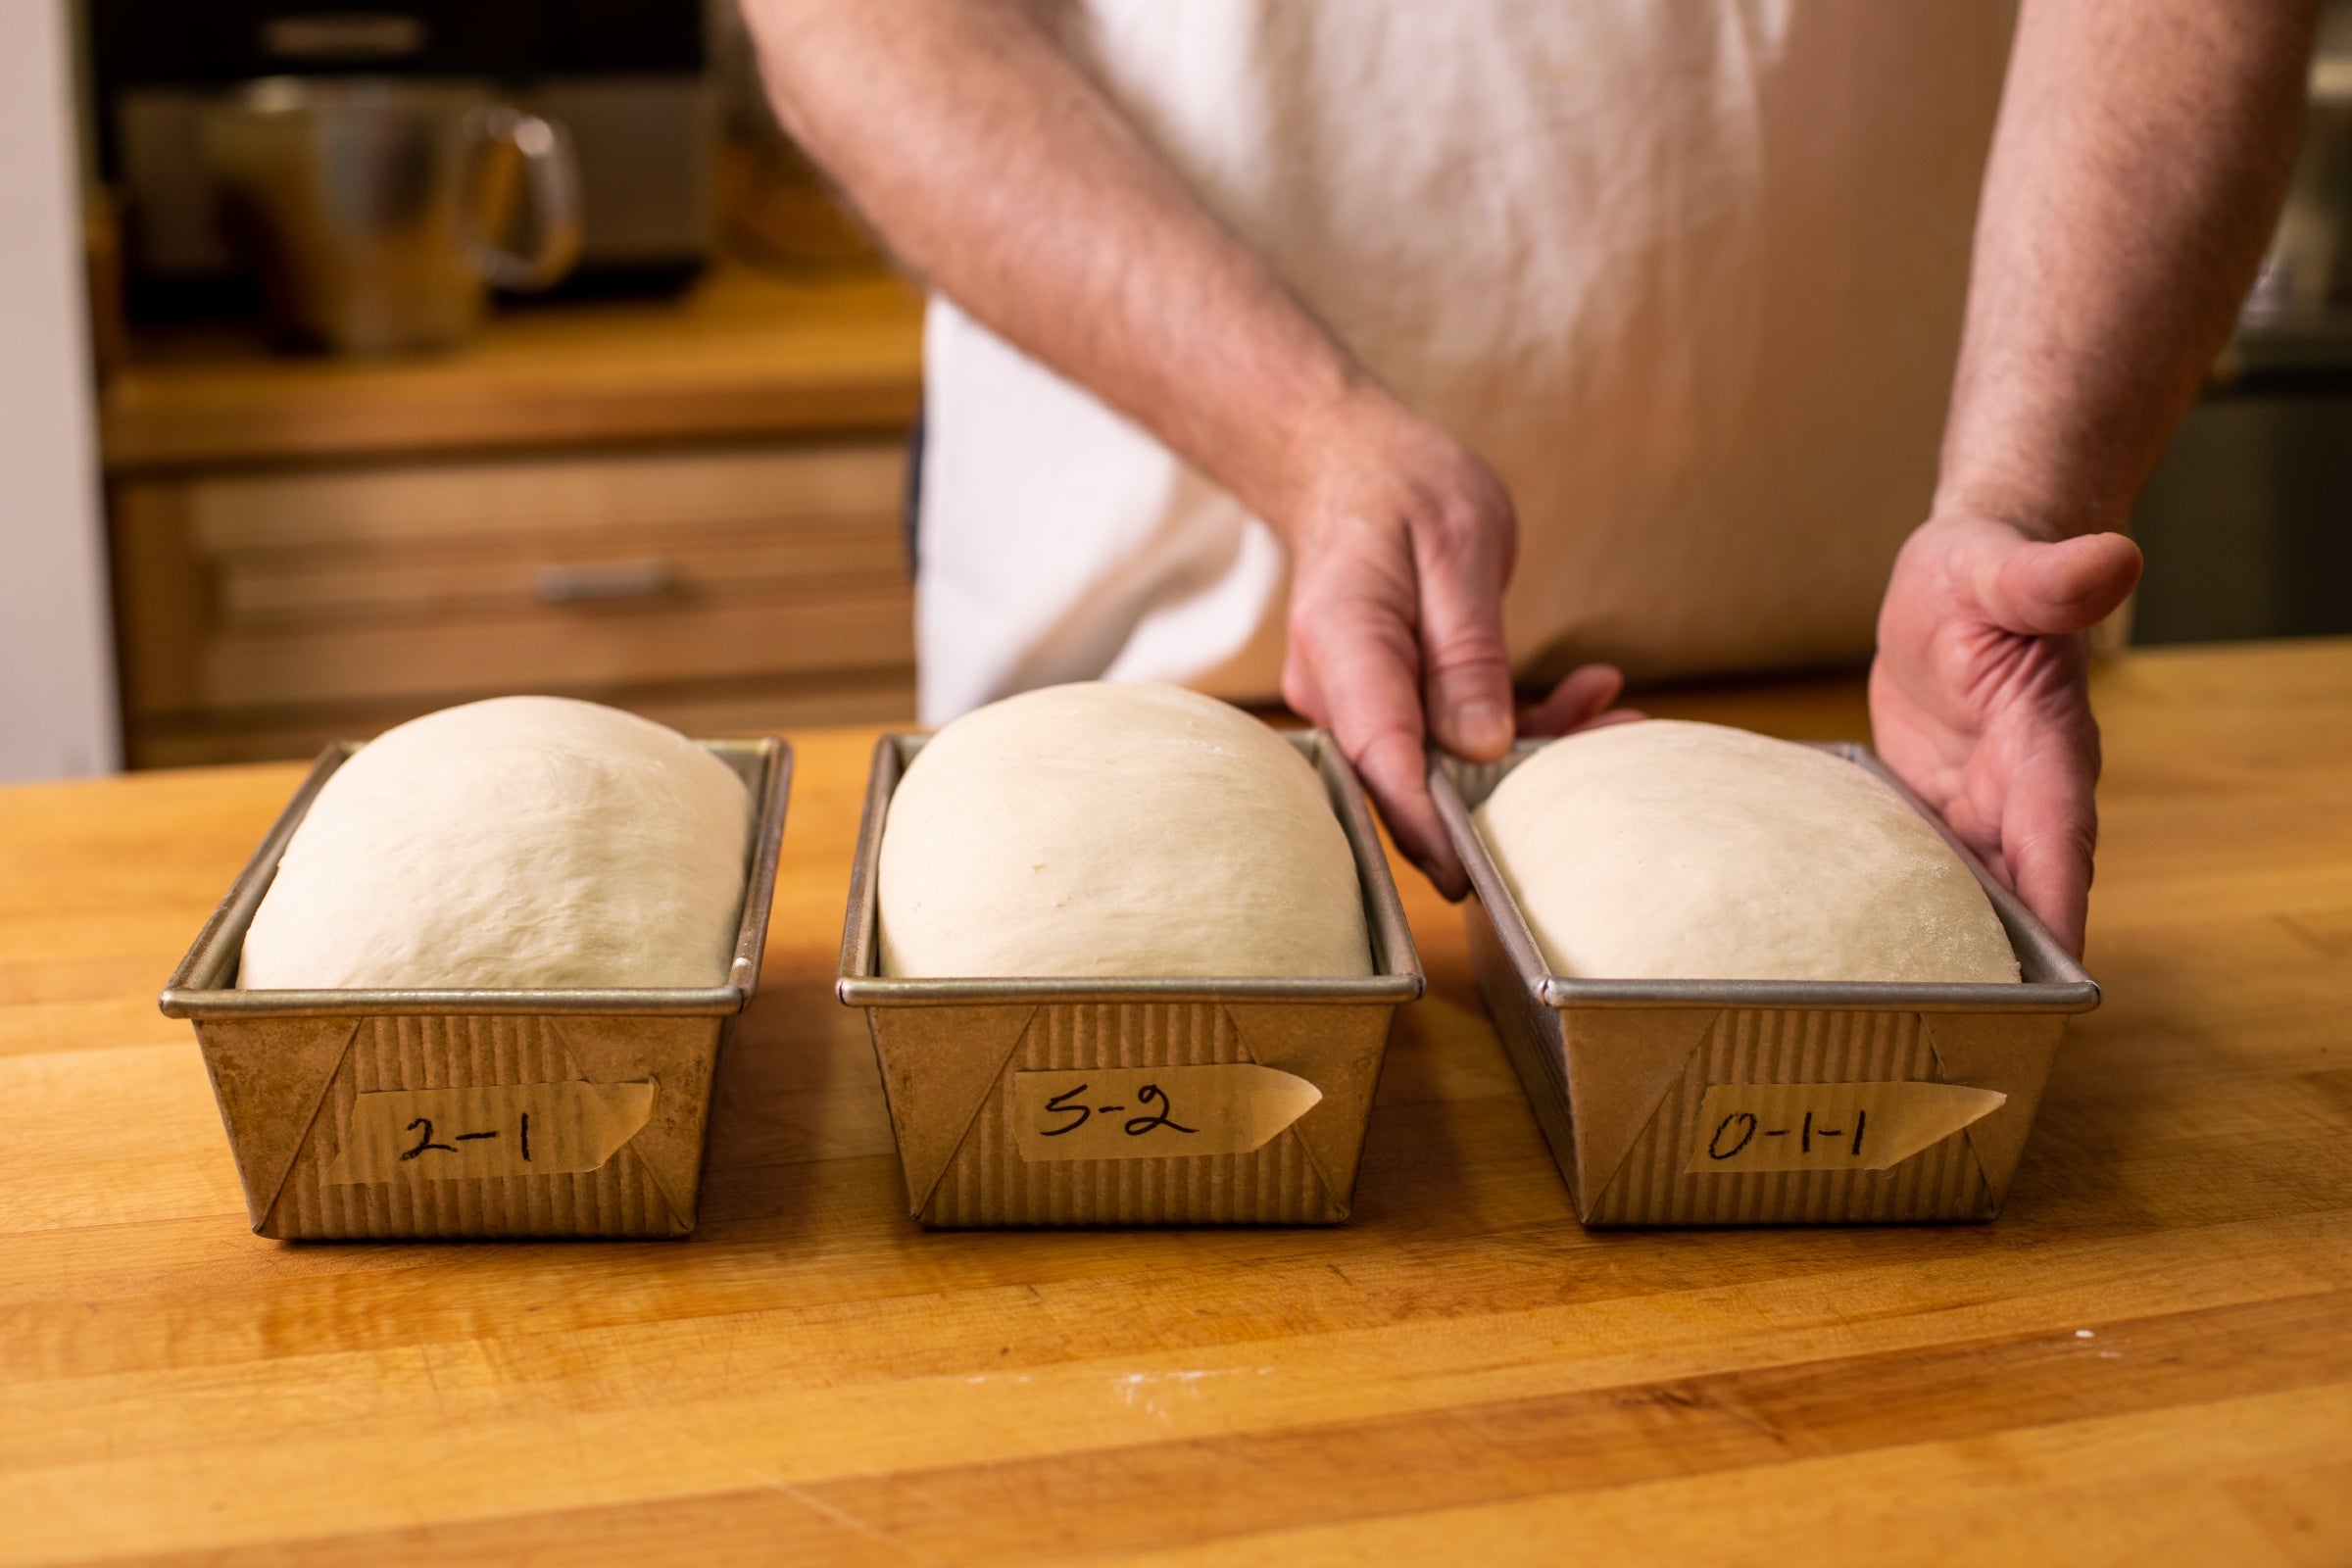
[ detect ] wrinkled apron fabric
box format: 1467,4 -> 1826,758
914,1 -> 2016,722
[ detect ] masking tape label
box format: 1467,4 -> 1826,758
1012,1064 -> 1322,1162
1685,1080 -> 2007,1175
325,1081 -> 657,1184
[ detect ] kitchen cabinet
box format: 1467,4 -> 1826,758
99,268 -> 924,766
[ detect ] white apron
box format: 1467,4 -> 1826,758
914,1 -> 2016,722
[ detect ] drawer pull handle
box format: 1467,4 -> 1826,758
535,560 -> 676,603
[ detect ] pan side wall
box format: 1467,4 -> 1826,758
1577,1006 -> 2003,1226
909,1000 -> 1375,1228
245,1012 -> 714,1240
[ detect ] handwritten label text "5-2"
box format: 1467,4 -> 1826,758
1040,1082 -> 1198,1141
1009,1064 -> 1326,1163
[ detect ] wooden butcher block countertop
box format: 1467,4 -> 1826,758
98,267 -> 926,470
4,640 -> 2349,1566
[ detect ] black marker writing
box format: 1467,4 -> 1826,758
1708,1103 -> 1872,1161
1122,1083 -> 1198,1138
1708,1112 -> 1759,1160
401,1117 -> 457,1160
1042,1084 -> 1092,1137
398,1115 -> 518,1160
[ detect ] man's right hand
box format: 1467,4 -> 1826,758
746,0 -> 1630,891
1278,389 -> 1626,898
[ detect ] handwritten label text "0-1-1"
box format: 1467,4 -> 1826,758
1684,1081 -> 2009,1175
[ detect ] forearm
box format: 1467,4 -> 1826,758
743,0 -> 1367,525
1937,0 -> 2314,538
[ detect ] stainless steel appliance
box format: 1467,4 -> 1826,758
90,0 -> 711,316
204,77 -> 582,352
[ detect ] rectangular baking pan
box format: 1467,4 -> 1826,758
1431,740 -> 2099,1226
839,729 -> 1423,1227
160,736 -> 791,1241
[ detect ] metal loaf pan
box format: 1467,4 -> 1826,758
1431,741 -> 2099,1227
160,736 -> 792,1241
839,729 -> 1424,1228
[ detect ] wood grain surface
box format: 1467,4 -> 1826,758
3,641 -> 2348,1566
98,268 -> 924,471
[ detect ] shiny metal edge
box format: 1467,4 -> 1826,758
833,732 -> 903,999
158,736 -> 793,1020
836,729 -> 1427,1007
1428,739 -> 2102,1015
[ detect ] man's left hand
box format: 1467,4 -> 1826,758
1869,513 -> 2143,956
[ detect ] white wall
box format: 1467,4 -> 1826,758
0,0 -> 118,780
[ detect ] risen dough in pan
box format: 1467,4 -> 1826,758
239,696 -> 752,990
877,682 -> 1372,978
1473,720 -> 2018,983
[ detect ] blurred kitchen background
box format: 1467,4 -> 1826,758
5,0 -> 918,781
2,0 -> 2350,781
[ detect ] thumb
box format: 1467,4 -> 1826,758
1414,521 -> 1516,761
1518,663 -> 1627,738
1975,530 -> 2143,638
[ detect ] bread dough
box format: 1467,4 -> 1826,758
1474,720 -> 2018,983
239,696 -> 753,989
877,682 -> 1372,978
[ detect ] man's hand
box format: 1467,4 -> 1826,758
1870,514 -> 2142,956
749,0 -> 1629,879
1278,390 -> 1626,898
748,2 -> 1650,897
1880,0 -> 2305,955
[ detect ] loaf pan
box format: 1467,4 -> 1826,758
160,736 -> 791,1241
839,729 -> 1423,1228
1431,740 -> 2099,1226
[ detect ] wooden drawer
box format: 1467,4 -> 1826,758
114,442 -> 917,764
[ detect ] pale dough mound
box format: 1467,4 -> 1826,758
240,696 -> 753,989
878,682 -> 1372,978
1474,720 -> 2018,983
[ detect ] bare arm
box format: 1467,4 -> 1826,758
1938,0 -> 2313,534
744,0 -> 1600,892
749,0 -> 1348,522
1874,0 -> 2313,952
